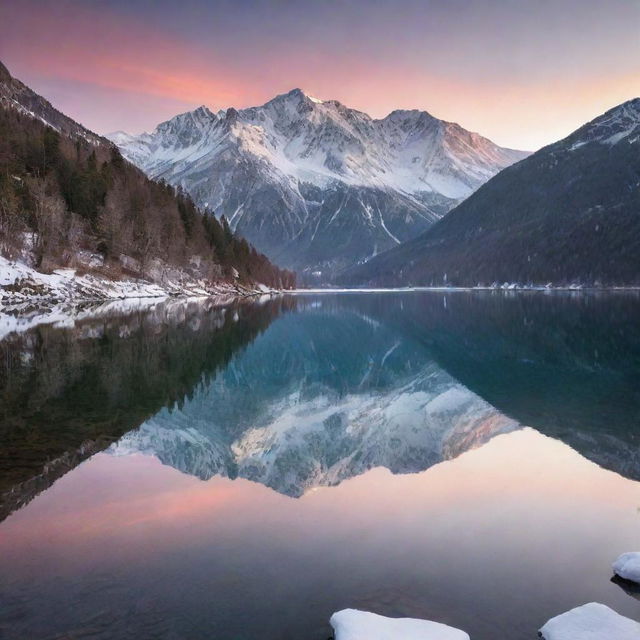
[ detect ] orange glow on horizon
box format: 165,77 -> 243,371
1,1 -> 638,149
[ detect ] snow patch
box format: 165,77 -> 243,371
0,255 -> 270,339
330,609 -> 469,640
613,552 -> 640,584
568,99 -> 640,150
539,602 -> 640,640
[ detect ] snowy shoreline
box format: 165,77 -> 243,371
0,255 -> 276,305
0,255 -> 280,340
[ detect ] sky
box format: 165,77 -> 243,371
1,0 -> 638,150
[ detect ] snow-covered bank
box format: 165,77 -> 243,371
0,255 -> 273,306
539,602 -> 640,639
613,552 -> 640,584
329,609 -> 469,640
0,256 -> 279,340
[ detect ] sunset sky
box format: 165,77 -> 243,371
1,0 -> 638,150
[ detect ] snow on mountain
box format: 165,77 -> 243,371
109,90 -> 528,275
566,98 -> 640,149
343,97 -> 640,288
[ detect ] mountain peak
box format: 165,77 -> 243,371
0,59 -> 105,145
194,104 -> 215,117
565,97 -> 640,149
386,108 -> 435,118
0,60 -> 11,84
113,89 -> 528,274
269,88 -> 324,105
304,92 -> 324,104
382,109 -> 438,128
106,130 -> 134,143
225,107 -> 239,122
591,97 -> 640,128
612,97 -> 640,114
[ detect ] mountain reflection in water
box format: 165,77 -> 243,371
0,296 -> 291,520
2,291 -> 640,517
1,291 -> 640,640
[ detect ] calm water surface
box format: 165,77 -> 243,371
1,291 -> 640,639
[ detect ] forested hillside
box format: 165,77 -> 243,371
0,62 -> 295,291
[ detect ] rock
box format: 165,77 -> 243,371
539,602 -> 640,640
611,575 -> 640,601
613,552 -> 640,584
329,609 -> 469,640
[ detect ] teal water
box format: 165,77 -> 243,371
1,291 -> 640,639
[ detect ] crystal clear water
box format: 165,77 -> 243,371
1,291 -> 640,639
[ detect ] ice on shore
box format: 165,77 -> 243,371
329,609 -> 470,640
539,602 -> 640,640
613,552 -> 640,584
0,255 -> 264,305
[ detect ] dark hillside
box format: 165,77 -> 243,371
0,61 -> 295,290
342,99 -> 640,288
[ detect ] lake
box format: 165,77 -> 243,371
1,291 -> 640,639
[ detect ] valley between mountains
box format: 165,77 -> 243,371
1,57 -> 638,298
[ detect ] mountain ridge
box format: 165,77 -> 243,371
110,89 -> 528,277
0,60 -> 105,146
341,97 -> 640,287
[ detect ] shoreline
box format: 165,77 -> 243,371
0,254 -> 279,305
0,292 -> 283,341
3,283 -> 638,341
0,254 -> 283,340
0,295 -> 238,341
285,285 -> 640,293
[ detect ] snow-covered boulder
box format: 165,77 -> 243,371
329,609 -> 469,640
613,552 -> 640,584
539,602 -> 640,640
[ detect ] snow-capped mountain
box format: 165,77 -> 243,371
109,89 -> 528,275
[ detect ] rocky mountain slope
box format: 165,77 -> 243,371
342,98 -> 640,287
0,60 -> 104,146
110,90 -> 527,276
